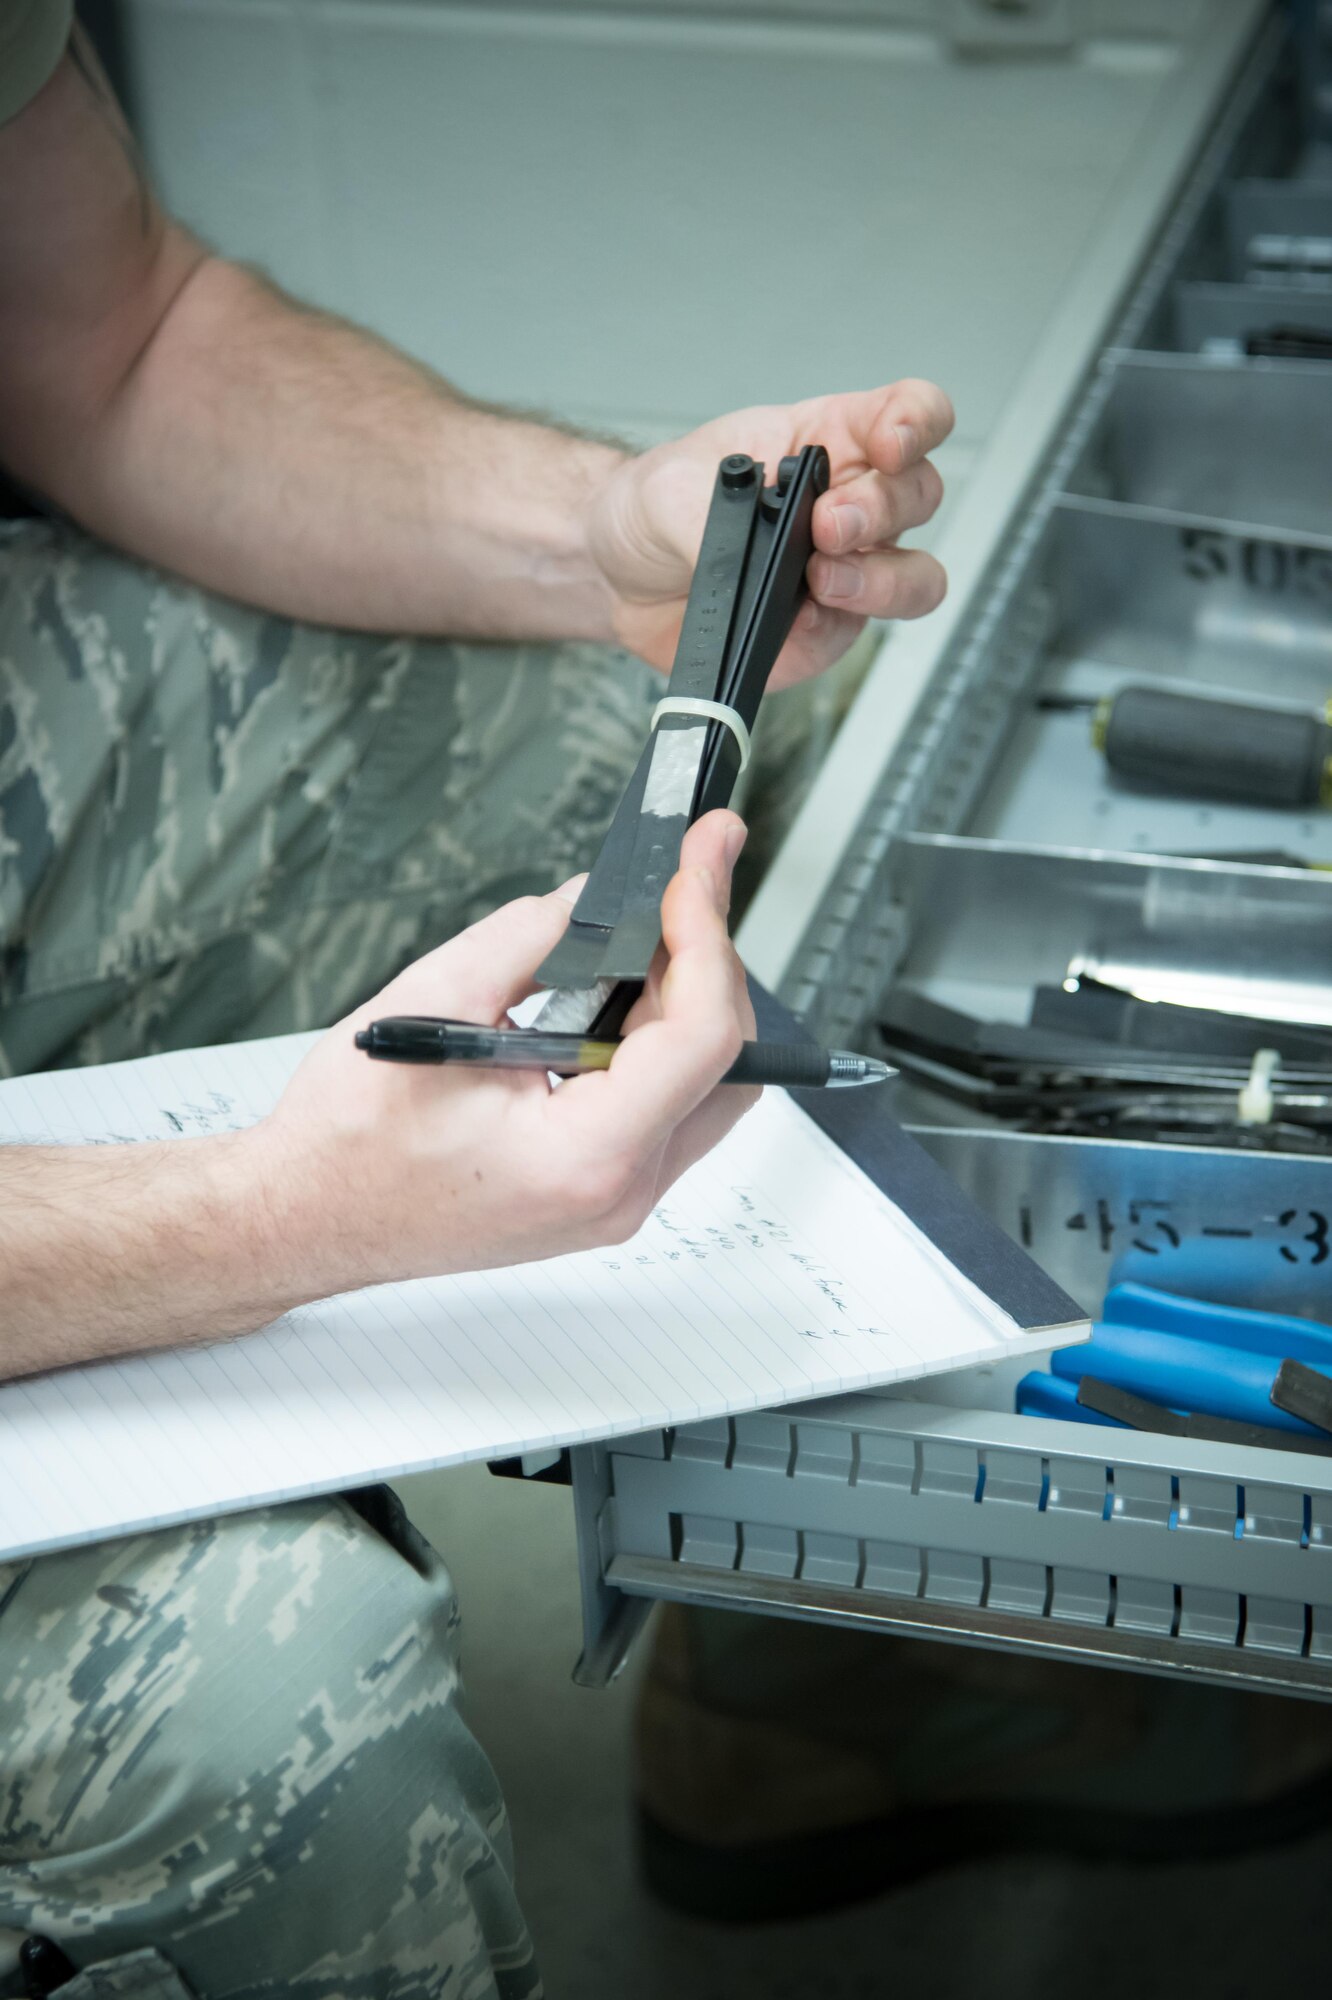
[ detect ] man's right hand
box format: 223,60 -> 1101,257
0,812 -> 757,1380
252,809 -> 759,1299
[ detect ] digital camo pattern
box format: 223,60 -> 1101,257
48,1947 -> 200,1999
0,514 -> 868,1994
0,1490 -> 539,2000
0,516 -> 664,1074
0,516 -> 869,1075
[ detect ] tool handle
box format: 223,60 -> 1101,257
1051,1322 -> 1332,1438
1099,686 -> 1332,808
1103,1281 -> 1332,1366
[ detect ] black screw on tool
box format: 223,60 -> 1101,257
720,454 -> 756,489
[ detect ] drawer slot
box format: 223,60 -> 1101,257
1167,279 -> 1332,356
1063,355 -> 1332,539
963,497 -> 1332,859
1223,180 -> 1332,280
890,835 -> 1332,1030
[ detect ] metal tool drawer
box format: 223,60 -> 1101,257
581,1393 -> 1332,1698
568,12 -> 1332,1694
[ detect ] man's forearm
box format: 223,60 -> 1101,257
0,1132 -> 312,1381
0,44 -> 629,641
35,251 -> 629,642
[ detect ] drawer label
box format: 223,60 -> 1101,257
1021,1197 -> 1329,1267
1179,526 -> 1332,601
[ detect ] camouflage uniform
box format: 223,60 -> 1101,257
0,516 -> 865,1994
0,513 -> 644,1999
0,517 -> 664,1076
0,517 -> 846,1075
0,1491 -> 537,2000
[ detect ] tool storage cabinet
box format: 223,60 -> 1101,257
569,12 -> 1332,1695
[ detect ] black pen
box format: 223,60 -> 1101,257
354,1017 -> 895,1089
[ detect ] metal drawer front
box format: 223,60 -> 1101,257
571,17 -> 1332,1694
592,1400 -> 1332,1699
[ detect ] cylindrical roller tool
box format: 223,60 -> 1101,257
1087,686 -> 1332,808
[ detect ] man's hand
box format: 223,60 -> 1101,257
586,382 -> 955,687
247,811 -> 759,1294
0,813 -> 757,1380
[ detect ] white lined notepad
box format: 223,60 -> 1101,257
0,1035 -> 1070,1561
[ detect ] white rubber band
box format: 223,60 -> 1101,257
650,696 -> 752,773
1237,1046 -> 1280,1126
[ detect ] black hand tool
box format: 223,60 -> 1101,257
534,446 -> 829,1039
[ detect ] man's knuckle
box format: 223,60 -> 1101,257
700,1016 -> 744,1075
466,974 -> 511,1022
601,1194 -> 652,1246
899,559 -> 945,619
875,562 -> 903,616
875,482 -> 901,538
576,1148 -> 637,1220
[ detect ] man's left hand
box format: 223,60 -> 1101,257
585,380 -> 955,688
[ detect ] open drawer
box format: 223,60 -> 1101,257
569,12 -> 1332,1693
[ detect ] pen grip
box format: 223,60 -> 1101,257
723,1042 -> 831,1088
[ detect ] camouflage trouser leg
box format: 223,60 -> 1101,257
0,517 -> 872,1072
0,517 -> 870,1994
0,517 -> 669,1074
0,1489 -> 537,2000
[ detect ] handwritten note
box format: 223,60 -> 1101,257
0,1034 -> 1055,1561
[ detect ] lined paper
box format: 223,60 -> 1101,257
0,1035 -> 1065,1561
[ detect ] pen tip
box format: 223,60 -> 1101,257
354,1029 -> 371,1049
827,1053 -> 896,1087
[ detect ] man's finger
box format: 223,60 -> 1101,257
813,457 -> 944,556
548,820 -> 751,1164
802,379 -> 954,478
766,604 -> 866,690
653,1080 -> 763,1202
677,809 -> 746,918
808,546 -> 947,622
369,874 -> 587,1026
616,811 -> 745,1034
861,379 -> 955,473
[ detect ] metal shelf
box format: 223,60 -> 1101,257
570,10 -> 1332,1696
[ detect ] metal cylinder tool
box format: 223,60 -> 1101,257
1083,686 -> 1332,808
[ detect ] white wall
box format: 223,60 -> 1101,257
122,0 -> 1216,472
